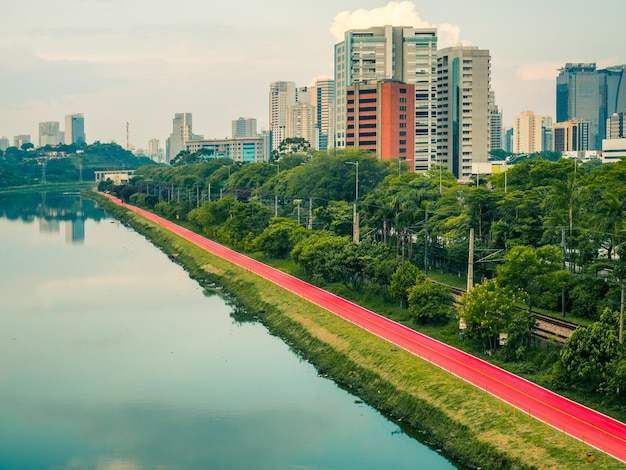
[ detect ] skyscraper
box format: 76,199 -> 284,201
334,26 -> 438,171
437,46 -> 491,180
513,111 -> 543,154
488,92 -> 503,151
607,112 -> 625,139
556,63 -> 626,149
64,113 -> 85,145
269,81 -> 296,152
148,138 -> 164,163
166,113 -> 202,163
232,117 -> 257,138
39,121 -> 60,147
553,120 -> 591,152
311,79 -> 335,151
288,102 -> 317,148
345,80 -> 415,166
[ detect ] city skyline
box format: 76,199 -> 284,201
1,0 -> 625,149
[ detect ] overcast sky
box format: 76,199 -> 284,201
1,0 -> 624,150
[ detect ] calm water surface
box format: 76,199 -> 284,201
0,192 -> 458,470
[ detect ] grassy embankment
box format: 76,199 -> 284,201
91,192 -> 624,470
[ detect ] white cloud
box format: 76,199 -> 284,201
329,1 -> 467,48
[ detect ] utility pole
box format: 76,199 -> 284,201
467,228 -> 474,292
424,211 -> 429,275
345,161 -> 359,243
308,197 -> 313,230
619,279 -> 624,344
294,199 -> 302,225
274,194 -> 278,218
561,227 -> 567,317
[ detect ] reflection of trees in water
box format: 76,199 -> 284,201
200,287 -> 259,325
0,191 -> 108,223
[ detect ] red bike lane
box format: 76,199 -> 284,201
106,195 -> 626,463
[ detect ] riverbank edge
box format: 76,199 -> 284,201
90,192 -> 611,470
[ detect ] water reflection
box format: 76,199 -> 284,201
0,191 -> 104,245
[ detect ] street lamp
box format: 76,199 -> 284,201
270,162 -> 280,175
345,161 -> 359,243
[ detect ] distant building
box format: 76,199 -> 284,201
553,119 -> 591,152
607,112 -> 625,139
167,113 -> 202,163
288,101 -> 317,149
513,111 -> 543,154
269,81 -> 296,152
488,95 -> 503,151
345,80 -> 415,168
334,26 -> 438,172
311,78 -> 335,151
602,138 -> 626,163
556,63 -> 626,149
14,135 -> 31,148
64,113 -> 85,145
186,136 -> 269,163
148,138 -> 164,163
542,116 -> 553,152
503,128 -> 514,153
437,46 -> 491,181
232,117 -> 257,138
39,121 -> 61,147
0,137 -> 9,151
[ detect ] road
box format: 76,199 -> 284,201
106,195 -> 626,463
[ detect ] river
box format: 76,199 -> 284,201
0,191 -> 458,469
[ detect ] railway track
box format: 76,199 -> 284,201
441,282 -> 580,343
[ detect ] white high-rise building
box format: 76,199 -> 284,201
334,26 -> 438,171
311,78 -> 335,151
64,113 -> 85,145
167,113 -> 203,163
513,111 -> 544,154
437,46 -> 491,181
269,81 -> 296,152
148,138 -> 165,163
288,102 -> 317,149
39,121 -> 61,147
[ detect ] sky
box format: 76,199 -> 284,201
1,0 -> 625,150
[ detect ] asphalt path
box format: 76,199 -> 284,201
107,195 -> 626,463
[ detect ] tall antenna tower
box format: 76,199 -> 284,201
126,122 -> 130,150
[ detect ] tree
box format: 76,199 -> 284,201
554,309 -> 625,395
458,279 -> 533,357
291,234 -> 349,284
256,218 -> 309,258
496,245 -> 566,309
389,262 -> 422,309
407,276 -> 454,325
